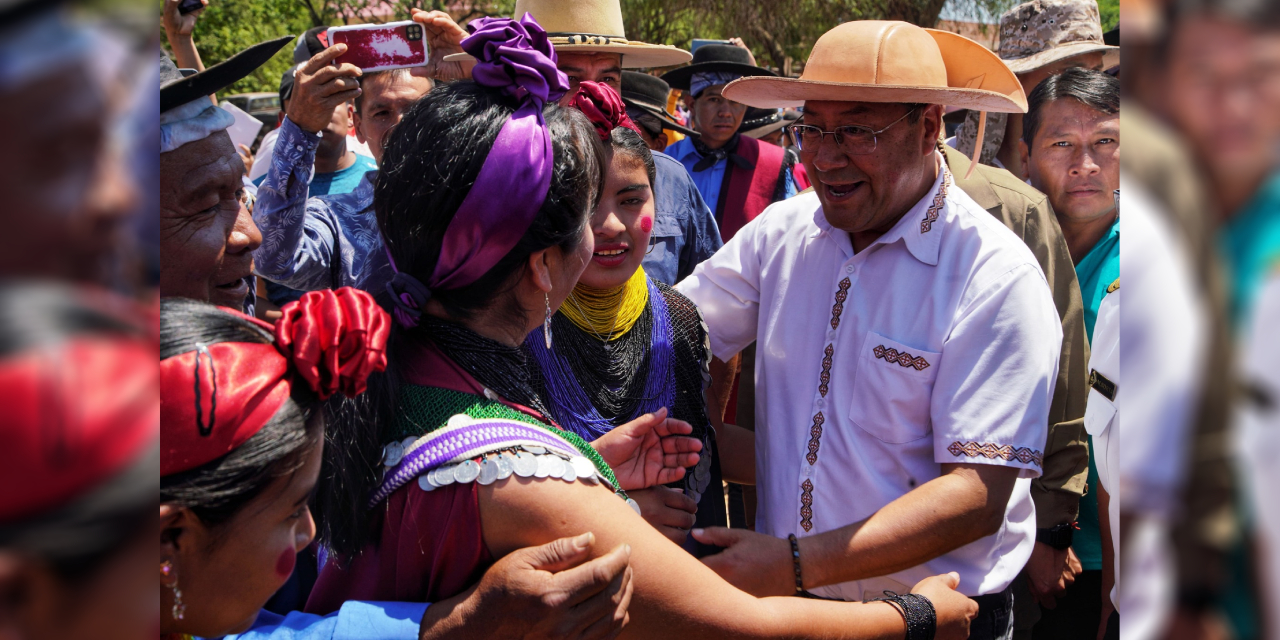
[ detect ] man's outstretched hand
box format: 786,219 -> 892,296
591,407 -> 702,491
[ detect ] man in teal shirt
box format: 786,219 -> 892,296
1022,67 -> 1119,637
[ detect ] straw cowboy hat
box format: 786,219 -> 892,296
997,0 -> 1119,75
444,0 -> 691,69
721,21 -> 1027,113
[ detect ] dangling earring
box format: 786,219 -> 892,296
543,292 -> 553,349
161,558 -> 186,621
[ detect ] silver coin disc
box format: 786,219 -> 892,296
495,453 -> 515,479
512,452 -> 537,477
454,459 -> 481,483
477,457 -> 500,485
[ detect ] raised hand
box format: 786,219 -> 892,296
289,45 -> 363,134
590,407 -> 701,491
411,9 -> 475,82
162,0 -> 206,39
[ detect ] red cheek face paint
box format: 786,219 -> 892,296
275,548 -> 297,579
640,216 -> 653,233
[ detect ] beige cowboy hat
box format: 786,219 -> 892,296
444,0 -> 691,69
721,21 -> 1027,114
998,0 -> 1119,75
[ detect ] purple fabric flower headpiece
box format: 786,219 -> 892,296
385,14 -> 570,328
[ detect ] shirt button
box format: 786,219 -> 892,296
296,145 -> 304,151
827,330 -> 836,341
815,398 -> 825,409
845,265 -> 854,274
802,465 -> 814,477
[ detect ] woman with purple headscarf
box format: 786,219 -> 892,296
309,15 -> 978,639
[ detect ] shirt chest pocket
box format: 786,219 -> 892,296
848,332 -> 941,444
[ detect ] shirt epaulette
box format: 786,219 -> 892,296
1106,278 -> 1120,294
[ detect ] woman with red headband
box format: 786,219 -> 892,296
0,283 -> 156,640
525,81 -> 737,552
160,288 -> 645,640
311,15 -> 977,640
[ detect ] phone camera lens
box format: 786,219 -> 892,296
407,24 -> 422,41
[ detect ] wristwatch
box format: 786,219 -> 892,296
1036,522 -> 1076,550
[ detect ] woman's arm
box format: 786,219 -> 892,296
478,475 -> 972,639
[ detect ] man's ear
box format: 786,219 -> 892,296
655,132 -> 669,152
526,249 -> 554,294
352,108 -> 366,144
1018,138 -> 1030,173
921,105 -> 945,156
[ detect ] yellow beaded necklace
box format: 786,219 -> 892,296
561,267 -> 648,342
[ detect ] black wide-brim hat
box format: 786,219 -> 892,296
161,35 -> 294,113
620,71 -> 698,137
660,44 -> 776,93
738,106 -> 799,138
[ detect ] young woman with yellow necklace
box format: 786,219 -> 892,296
526,123 -> 727,551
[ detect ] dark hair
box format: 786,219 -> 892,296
354,68 -> 427,115
0,283 -> 154,583
375,80 -> 604,325
318,80 -> 604,558
159,298 -> 322,534
608,126 -> 656,190
1023,67 -> 1120,147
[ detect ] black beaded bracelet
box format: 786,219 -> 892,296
787,533 -> 804,593
875,591 -> 936,640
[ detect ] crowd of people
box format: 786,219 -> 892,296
1,0 -> 1279,637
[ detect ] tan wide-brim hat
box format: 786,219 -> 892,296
722,21 -> 1027,114
444,0 -> 692,69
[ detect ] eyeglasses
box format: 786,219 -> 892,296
787,107 -> 918,155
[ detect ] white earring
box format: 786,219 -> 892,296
543,292 -> 553,349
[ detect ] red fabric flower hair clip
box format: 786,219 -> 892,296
161,288 -> 390,476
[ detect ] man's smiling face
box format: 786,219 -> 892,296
798,100 -> 942,236
160,131 -> 262,310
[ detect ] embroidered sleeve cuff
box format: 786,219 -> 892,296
939,440 -> 1044,477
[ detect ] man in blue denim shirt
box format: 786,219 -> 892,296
253,47 -> 426,298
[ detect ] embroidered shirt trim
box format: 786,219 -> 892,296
919,169 -> 951,234
800,277 -> 852,532
872,345 -> 931,370
946,440 -> 1044,467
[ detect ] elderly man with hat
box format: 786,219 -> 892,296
620,70 -> 698,152
416,0 -> 723,286
662,45 -> 810,243
160,39 -> 294,313
949,0 -> 1118,180
677,22 -> 1061,640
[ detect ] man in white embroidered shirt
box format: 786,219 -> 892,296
678,22 -> 1062,640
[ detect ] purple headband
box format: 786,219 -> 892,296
386,14 -> 569,327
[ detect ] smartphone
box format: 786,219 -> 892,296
177,0 -> 205,15
328,21 -> 427,72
